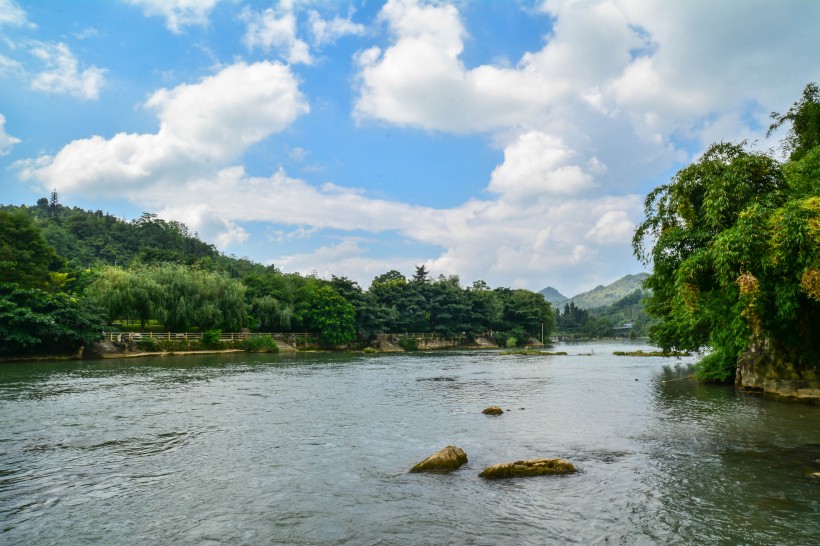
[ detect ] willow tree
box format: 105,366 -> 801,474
634,84 -> 820,381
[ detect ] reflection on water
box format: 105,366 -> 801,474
1,342 -> 818,545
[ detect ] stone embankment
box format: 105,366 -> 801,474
736,347 -> 819,402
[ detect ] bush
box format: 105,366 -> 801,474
506,337 -> 518,348
240,334 -> 279,353
136,337 -> 159,351
397,336 -> 419,351
695,350 -> 736,383
202,329 -> 222,347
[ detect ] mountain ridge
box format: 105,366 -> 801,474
540,272 -> 649,310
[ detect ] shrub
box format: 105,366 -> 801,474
397,336 -> 419,351
695,350 -> 735,382
202,329 -> 222,347
137,336 -> 159,351
241,334 -> 279,353
506,337 -> 518,348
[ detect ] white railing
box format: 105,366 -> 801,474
103,332 -> 321,346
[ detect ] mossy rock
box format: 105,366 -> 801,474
482,406 -> 503,415
410,446 -> 468,473
479,458 -> 576,479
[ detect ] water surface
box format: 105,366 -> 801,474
1,342 -> 818,544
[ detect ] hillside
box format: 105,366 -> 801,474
538,286 -> 569,307
568,273 -> 649,309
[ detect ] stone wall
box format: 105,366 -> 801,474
736,346 -> 820,402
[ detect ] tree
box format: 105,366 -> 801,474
768,83 -> 820,161
0,210 -> 66,290
0,283 -> 104,355
634,87 -> 820,381
308,286 -> 356,346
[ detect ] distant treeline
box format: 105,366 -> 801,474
1,200 -> 553,355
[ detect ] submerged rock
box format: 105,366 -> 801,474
410,446 -> 468,473
479,458 -> 576,479
482,406 -> 503,415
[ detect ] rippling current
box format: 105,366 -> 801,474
1,341 -> 818,545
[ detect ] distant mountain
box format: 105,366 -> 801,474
539,286 -> 569,307
568,273 -> 650,310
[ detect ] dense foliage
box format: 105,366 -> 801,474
1,202 -> 553,353
634,84 -> 820,381
0,210 -> 105,356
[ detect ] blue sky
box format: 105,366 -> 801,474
1,0 -> 818,296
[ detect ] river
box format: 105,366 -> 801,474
1,341 -> 818,545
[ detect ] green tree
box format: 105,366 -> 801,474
0,210 -> 66,290
768,83 -> 820,161
308,286 -> 356,346
0,283 -> 104,355
634,87 -> 820,381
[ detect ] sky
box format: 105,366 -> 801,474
1,0 -> 818,297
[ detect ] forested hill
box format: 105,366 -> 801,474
539,273 -> 649,310
2,197 -> 556,355
567,273 -> 649,310
0,197 -> 259,277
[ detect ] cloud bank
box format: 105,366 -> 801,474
15,0 -> 820,294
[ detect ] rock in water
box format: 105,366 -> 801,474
479,458 -> 576,479
410,446 -> 468,473
482,406 -> 503,415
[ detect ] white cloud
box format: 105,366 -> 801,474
0,0 -> 28,28
488,131 -> 596,201
124,0 -> 220,34
14,0 -> 819,296
308,9 -> 366,46
157,204 -> 248,249
137,164 -> 641,294
278,239 -> 413,285
19,61 -> 309,192
241,3 -> 312,65
0,113 -> 20,156
354,0 -> 549,133
0,54 -> 23,77
30,42 -> 106,100
585,210 -> 635,244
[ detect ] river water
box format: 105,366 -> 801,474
1,341 -> 818,545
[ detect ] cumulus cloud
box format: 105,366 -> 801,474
277,239 -> 415,284
585,210 -> 635,244
241,2 -> 312,65
164,162 -> 641,292
0,113 -> 20,156
124,0 -> 220,34
19,61 -> 309,193
0,0 -> 28,28
354,0 -> 549,133
158,204 -> 248,249
488,131 -> 596,201
30,42 -> 106,99
308,9 -> 366,46
15,0 -> 818,295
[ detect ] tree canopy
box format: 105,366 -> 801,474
634,84 -> 820,381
